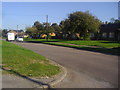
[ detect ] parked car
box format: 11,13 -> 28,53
16,37 -> 23,41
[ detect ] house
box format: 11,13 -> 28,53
41,33 -> 56,39
7,30 -> 25,37
99,23 -> 120,41
49,33 -> 56,36
7,30 -> 17,36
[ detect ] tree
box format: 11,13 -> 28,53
25,27 -> 37,38
64,11 -> 101,40
59,20 -> 73,39
51,23 -> 61,33
43,22 -> 56,40
2,29 -> 8,37
51,23 -> 61,38
26,21 -> 57,40
110,18 -> 116,23
33,21 -> 44,38
61,19 -> 73,39
114,19 -> 120,24
109,18 -> 120,24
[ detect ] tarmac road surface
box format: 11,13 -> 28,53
12,42 -> 118,88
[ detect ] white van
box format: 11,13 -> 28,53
7,33 -> 15,41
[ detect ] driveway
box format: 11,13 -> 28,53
13,42 -> 118,88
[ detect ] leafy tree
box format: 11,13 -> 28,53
59,20 -> 73,39
110,18 -> 116,23
2,29 -> 8,37
26,21 -> 56,40
34,21 -> 40,26
61,19 -> 72,39
25,27 -> 37,37
51,23 -> 61,33
43,22 -> 56,40
65,11 -> 101,40
59,21 -> 65,29
114,19 -> 120,24
109,18 -> 120,24
51,23 -> 61,38
33,21 -> 44,38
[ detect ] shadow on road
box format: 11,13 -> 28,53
2,67 -> 52,89
25,41 -> 120,56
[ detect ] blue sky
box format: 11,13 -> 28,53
2,2 -> 118,30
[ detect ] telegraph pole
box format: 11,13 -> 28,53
17,25 -> 18,38
46,15 -> 48,41
46,15 -> 48,24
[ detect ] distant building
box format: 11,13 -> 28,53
99,23 -> 120,41
8,30 -> 17,36
7,30 -> 25,37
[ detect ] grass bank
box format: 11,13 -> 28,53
2,40 -> 60,77
24,38 -> 120,56
24,38 -> 119,48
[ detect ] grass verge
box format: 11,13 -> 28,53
24,38 -> 119,48
24,38 -> 120,56
2,40 -> 60,77
42,42 -> 120,56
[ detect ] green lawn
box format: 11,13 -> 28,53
24,38 -> 119,48
60,40 -> 119,48
24,38 -> 120,55
24,38 -> 61,42
2,40 -> 60,77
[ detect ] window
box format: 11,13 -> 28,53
102,33 -> 107,38
109,32 -> 114,38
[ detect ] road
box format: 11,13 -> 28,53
13,42 -> 118,88
2,74 -> 41,88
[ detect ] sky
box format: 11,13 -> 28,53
2,2 -> 118,30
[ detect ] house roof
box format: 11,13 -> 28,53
8,30 -> 24,33
100,23 -> 120,33
7,30 -> 17,35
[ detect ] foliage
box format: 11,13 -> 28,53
33,21 -> 44,34
2,29 -> 8,37
51,23 -> 61,34
61,11 -> 101,40
26,21 -> 59,40
110,18 -> 120,24
25,11 -> 101,40
25,27 -> 37,36
59,19 -> 72,39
